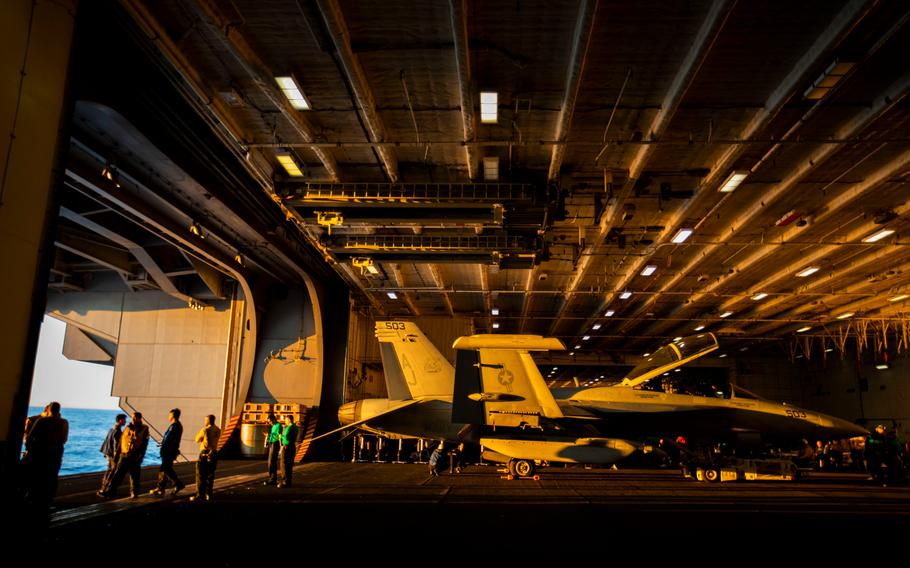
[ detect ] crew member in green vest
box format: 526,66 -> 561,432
278,415 -> 299,488
263,414 -> 282,486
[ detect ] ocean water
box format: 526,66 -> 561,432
26,406 -> 161,476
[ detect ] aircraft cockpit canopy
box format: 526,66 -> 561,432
620,333 -> 719,388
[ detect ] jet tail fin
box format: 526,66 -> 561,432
451,334 -> 565,427
375,321 -> 454,400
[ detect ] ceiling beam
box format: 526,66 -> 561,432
631,69 -> 910,339
546,0 -> 599,182
54,232 -> 135,275
60,207 -> 205,306
315,0 -> 399,182
548,0 -> 731,336
449,0 -> 477,180
182,0 -> 342,181
388,264 -> 420,317
428,264 -> 456,317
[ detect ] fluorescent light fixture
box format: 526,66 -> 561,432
553,367 -> 558,370
365,264 -> 380,275
671,228 -> 693,244
491,308 -> 500,316
583,335 -> 591,341
641,265 -> 657,276
739,347 -> 748,352
620,290 -> 632,299
276,151 -> 304,177
796,266 -> 819,277
483,156 -> 500,181
480,91 -> 498,123
673,337 -> 682,342
386,292 -> 398,299
575,345 -> 582,349
592,324 -> 602,330
751,292 -> 768,300
890,294 -> 910,302
694,325 -> 705,331
605,310 -> 615,317
836,312 -> 854,319
643,353 -> 651,357
797,326 -> 811,333
803,60 -> 854,100
720,311 -> 733,318
493,323 -> 500,329
825,348 -> 833,353
876,364 -> 889,370
719,170 -> 749,193
862,229 -> 895,243
275,76 -> 311,110
718,353 -> 727,358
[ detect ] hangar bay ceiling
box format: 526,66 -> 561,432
55,0 -> 910,363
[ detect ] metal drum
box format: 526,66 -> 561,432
240,423 -> 268,457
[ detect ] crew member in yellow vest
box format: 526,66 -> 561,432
190,415 -> 220,502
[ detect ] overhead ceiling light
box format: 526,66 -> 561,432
719,170 -> 749,193
553,367 -> 558,370
491,308 -> 500,316
275,75 -> 311,110
189,221 -> 205,239
643,353 -> 651,357
641,265 -> 657,276
796,266 -> 819,277
890,294 -> 909,302
720,311 -> 733,318
825,348 -> 833,353
803,59 -> 854,101
751,292 -> 768,300
483,156 -> 500,181
694,325 -> 705,331
619,290 -> 632,299
876,363 -> 889,370
583,335 -> 591,341
605,310 -> 615,317
575,344 -> 582,349
718,353 -> 727,358
836,312 -> 854,319
673,337 -> 682,342
276,151 -> 304,177
480,91 -> 498,123
386,292 -> 398,300
862,229 -> 895,243
592,324 -> 602,330
671,228 -> 693,244
493,323 -> 500,329
797,326 -> 811,333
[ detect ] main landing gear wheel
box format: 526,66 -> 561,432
704,467 -> 721,482
511,459 -> 536,477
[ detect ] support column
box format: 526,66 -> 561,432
0,0 -> 77,487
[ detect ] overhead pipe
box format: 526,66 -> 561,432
181,0 -> 341,182
315,0 -> 399,182
449,0 -> 477,180
632,69 -> 910,339
549,0 -> 731,337
546,0 -> 599,182
594,0 -> 875,340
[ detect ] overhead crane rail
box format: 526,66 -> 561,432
282,182 -> 538,206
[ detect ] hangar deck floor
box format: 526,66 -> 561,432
12,461 -> 910,557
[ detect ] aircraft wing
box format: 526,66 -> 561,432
309,398 -> 424,442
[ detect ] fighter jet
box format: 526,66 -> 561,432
315,322 -> 866,476
315,321 -> 465,442
451,331 -> 868,476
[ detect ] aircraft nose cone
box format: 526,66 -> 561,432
337,401 -> 360,426
819,414 -> 868,439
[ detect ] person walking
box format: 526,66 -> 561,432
278,415 -> 299,488
99,413 -> 126,490
24,401 -> 69,506
151,409 -> 185,496
98,411 -> 149,498
190,415 -> 220,502
428,443 -> 444,477
263,414 -> 281,486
